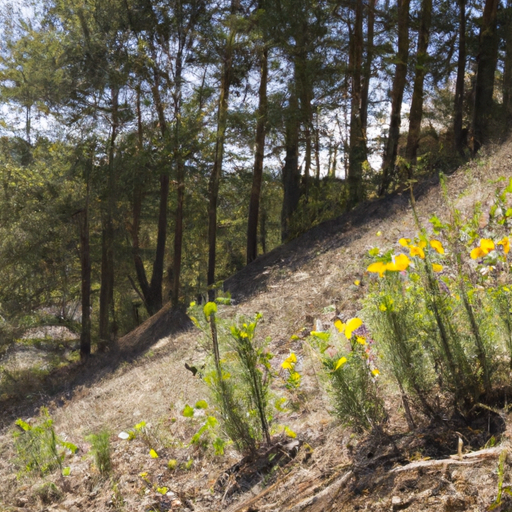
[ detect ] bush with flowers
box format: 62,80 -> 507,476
308,318 -> 386,431
362,177 -> 512,424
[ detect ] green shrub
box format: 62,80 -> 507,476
364,179 -> 512,422
85,430 -> 112,477
309,320 -> 386,431
189,302 -> 275,454
13,407 -> 77,476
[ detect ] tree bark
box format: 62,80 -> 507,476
172,43 -> 185,306
247,44 -> 268,264
453,0 -> 467,156
471,0 -> 499,154
405,0 -> 433,166
98,86 -> 118,351
379,0 -> 411,195
281,92 -> 301,243
348,0 -> 365,207
129,58 -> 169,317
504,0 -> 512,126
207,0 -> 238,301
361,0 -> 376,139
79,177 -> 91,361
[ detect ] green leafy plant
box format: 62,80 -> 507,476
85,430 -> 112,477
309,320 -> 385,431
189,302 -> 276,454
181,400 -> 227,455
489,450 -> 512,510
13,407 -> 77,476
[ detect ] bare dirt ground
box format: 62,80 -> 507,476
2,139 -> 512,512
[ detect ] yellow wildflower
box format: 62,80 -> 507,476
334,319 -> 345,332
410,245 -> 425,259
371,369 -> 380,376
281,352 -> 297,370
367,261 -> 387,277
345,318 -> 363,339
432,263 -> 443,272
399,238 -> 411,247
393,253 -> 411,271
334,357 -> 347,371
498,237 -> 510,254
430,240 -> 445,254
470,238 -> 495,259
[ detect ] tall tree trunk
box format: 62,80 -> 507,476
130,87 -> 151,311
172,47 -> 185,306
207,0 -> 238,301
471,0 -> 499,154
315,111 -> 321,180
128,60 -> 170,317
296,47 -> 313,198
405,0 -> 433,165
504,0 -> 512,126
453,0 -> 467,156
260,204 -> 267,255
379,0 -> 411,195
247,44 -> 268,264
348,0 -> 365,207
79,176 -> 91,361
98,86 -> 118,351
281,92 -> 301,242
361,0 -> 376,138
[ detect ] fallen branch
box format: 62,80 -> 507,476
390,446 -> 504,473
286,470 -> 353,511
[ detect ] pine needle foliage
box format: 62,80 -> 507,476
13,407 -> 77,477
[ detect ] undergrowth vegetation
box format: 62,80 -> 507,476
10,174 -> 512,509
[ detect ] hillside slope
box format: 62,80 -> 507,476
2,139 -> 512,512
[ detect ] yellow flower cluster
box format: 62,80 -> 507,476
334,317 -> 363,339
470,237 -> 510,259
367,238 -> 446,278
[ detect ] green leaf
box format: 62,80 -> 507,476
157,487 -> 168,495
62,467 -> 70,476
310,331 -> 330,341
213,437 -> 226,456
284,426 -> 297,438
15,419 -> 32,431
194,400 -> 208,410
134,421 -> 146,431
203,302 -> 217,319
60,440 -> 78,453
182,405 -> 194,417
205,416 -> 217,428
189,316 -> 200,328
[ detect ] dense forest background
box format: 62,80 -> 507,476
0,0 -> 510,358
